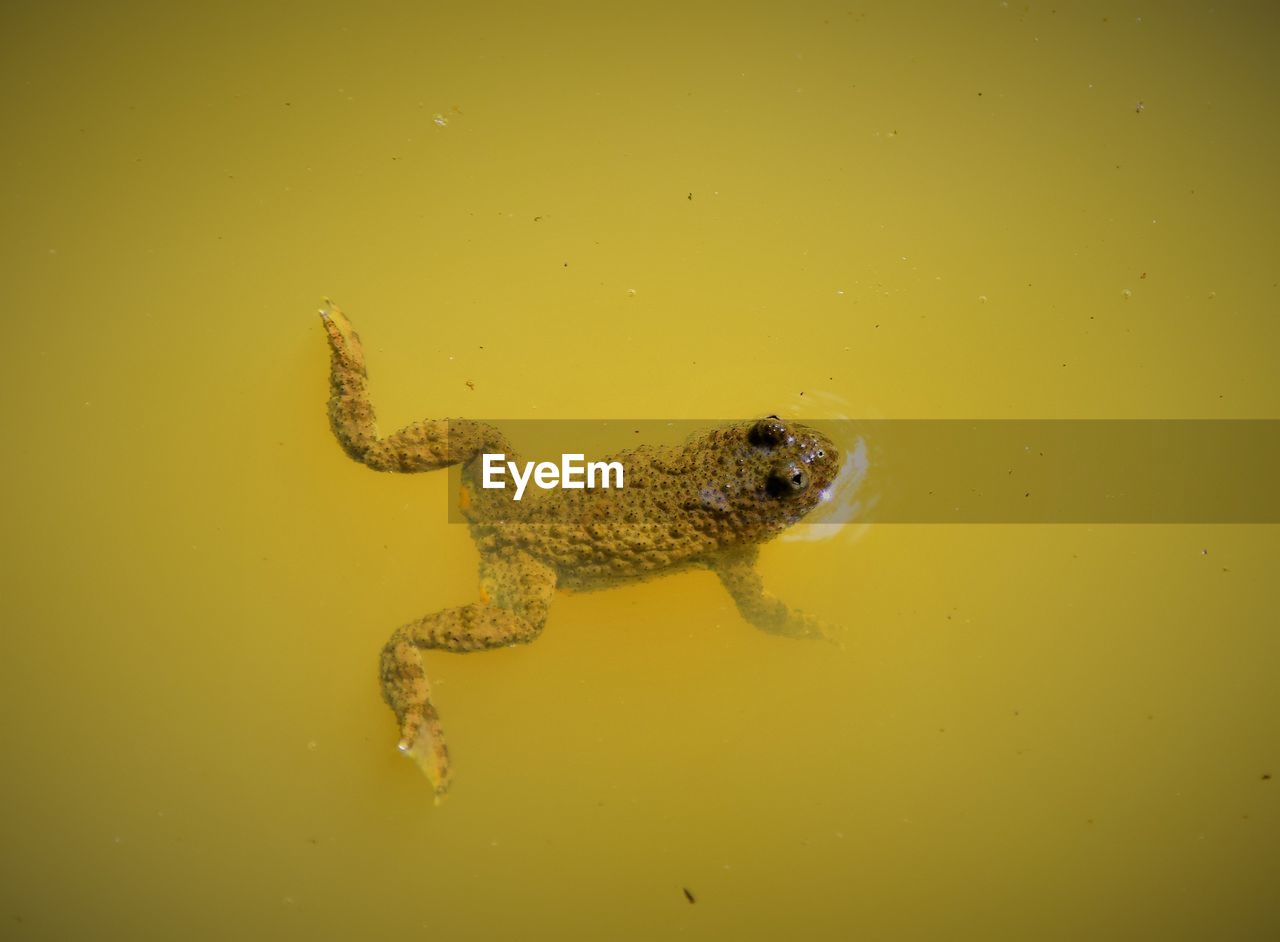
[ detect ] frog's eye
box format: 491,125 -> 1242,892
766,464 -> 809,497
749,419 -> 787,448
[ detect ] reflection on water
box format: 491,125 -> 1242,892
783,432 -> 873,543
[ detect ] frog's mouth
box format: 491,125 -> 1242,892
785,435 -> 873,541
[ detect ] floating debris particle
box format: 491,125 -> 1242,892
1121,288 -> 1132,299
682,887 -> 696,904
1135,101 -> 1145,114
465,381 -> 475,391
432,113 -> 447,127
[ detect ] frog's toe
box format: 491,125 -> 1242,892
318,299 -> 367,370
397,715 -> 452,803
817,623 -> 847,650
319,298 -> 352,339
787,610 -> 843,645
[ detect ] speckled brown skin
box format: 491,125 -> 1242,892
321,301 -> 840,801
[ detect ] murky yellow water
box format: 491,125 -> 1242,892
3,1 -> 1278,939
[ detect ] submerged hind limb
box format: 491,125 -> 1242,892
378,552 -> 557,801
320,300 -> 509,472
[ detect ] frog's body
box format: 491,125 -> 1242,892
320,302 -> 840,800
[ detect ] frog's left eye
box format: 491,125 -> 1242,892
766,463 -> 809,497
749,419 -> 787,448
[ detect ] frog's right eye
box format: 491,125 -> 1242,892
766,463 -> 809,498
748,419 -> 787,448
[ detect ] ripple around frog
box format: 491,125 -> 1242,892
776,390 -> 879,545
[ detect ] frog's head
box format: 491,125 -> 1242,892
695,416 -> 841,542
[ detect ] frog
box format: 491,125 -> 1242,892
319,301 -> 841,800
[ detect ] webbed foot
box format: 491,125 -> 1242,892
784,610 -> 845,648
319,298 -> 367,375
396,708 -> 452,804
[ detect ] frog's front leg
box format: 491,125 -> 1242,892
710,546 -> 836,642
379,550 -> 557,802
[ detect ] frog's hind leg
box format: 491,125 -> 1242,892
379,551 -> 557,802
320,300 -> 510,472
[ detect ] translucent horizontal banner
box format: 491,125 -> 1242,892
441,420 -> 1280,524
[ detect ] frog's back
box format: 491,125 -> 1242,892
465,441 -> 722,590
463,421 -> 835,590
